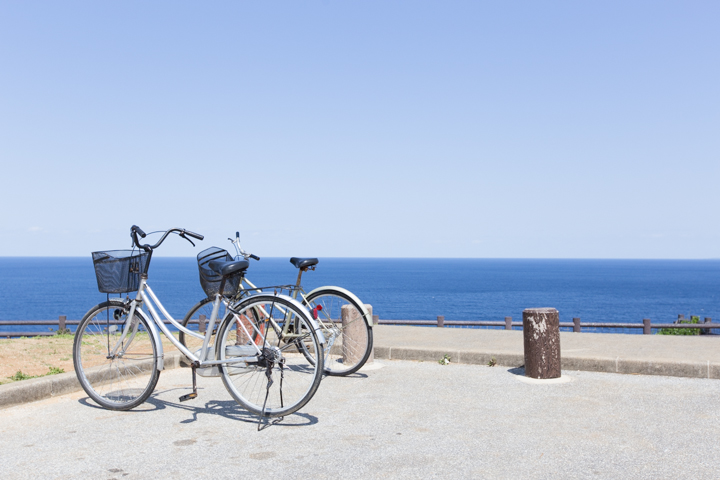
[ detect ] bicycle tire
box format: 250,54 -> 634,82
216,294 -> 324,417
73,299 -> 160,410
304,289 -> 373,376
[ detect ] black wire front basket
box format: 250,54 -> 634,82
197,247 -> 243,298
92,250 -> 149,294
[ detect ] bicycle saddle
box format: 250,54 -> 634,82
290,257 -> 319,269
208,259 -> 249,277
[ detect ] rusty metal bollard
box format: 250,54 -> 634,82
523,308 -> 561,379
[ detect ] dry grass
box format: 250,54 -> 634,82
0,333 -> 183,385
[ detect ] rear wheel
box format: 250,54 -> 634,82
217,294 -> 324,417
304,289 -> 373,376
73,300 -> 160,410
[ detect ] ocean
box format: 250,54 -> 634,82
1,257 -> 719,334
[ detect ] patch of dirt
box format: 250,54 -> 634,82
0,334 -> 182,385
0,336 -> 75,382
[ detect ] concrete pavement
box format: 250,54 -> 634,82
1,359 -> 719,479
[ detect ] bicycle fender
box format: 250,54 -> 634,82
133,308 -> 165,371
305,286 -> 374,328
239,292 -> 327,345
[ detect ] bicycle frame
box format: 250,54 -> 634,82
114,275 -> 266,372
237,277 -> 372,329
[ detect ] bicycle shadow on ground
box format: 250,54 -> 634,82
149,386 -> 319,428
323,372 -> 368,380
77,386 -> 199,413
76,387 -> 318,429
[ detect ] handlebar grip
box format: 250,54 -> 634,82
183,229 -> 204,241
131,225 -> 146,238
250,254 -> 260,261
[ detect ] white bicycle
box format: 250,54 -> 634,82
73,226 -> 325,418
180,231 -> 374,376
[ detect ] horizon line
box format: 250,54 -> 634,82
0,256 -> 719,261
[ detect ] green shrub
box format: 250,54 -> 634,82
7,366 -> 65,382
658,315 -> 701,335
9,371 -> 34,381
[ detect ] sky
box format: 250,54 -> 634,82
1,1 -> 718,258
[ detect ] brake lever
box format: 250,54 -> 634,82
179,233 -> 195,247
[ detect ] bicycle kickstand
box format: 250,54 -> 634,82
179,362 -> 199,402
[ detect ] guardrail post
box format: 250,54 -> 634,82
341,304 -> 373,365
504,316 -> 512,330
59,315 -> 66,332
643,318 -> 651,335
573,317 -> 581,333
523,308 -> 561,379
703,317 -> 712,335
437,315 -> 444,327
365,305 -> 374,363
199,314 -> 206,333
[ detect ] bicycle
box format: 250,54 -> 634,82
180,232 -> 374,376
73,226 -> 325,419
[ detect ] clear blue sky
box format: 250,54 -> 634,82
1,1 -> 718,258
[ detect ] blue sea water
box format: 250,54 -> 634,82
1,257 -> 719,334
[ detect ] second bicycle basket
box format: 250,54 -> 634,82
92,250 -> 149,294
197,247 -> 243,298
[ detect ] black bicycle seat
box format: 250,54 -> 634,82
290,257 -> 319,269
208,259 -> 249,277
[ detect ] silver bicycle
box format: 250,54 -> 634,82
180,231 -> 374,376
73,226 -> 325,418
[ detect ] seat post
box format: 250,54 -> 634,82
295,268 -> 305,288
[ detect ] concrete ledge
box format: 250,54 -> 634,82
50,372 -> 83,397
0,376 -> 53,408
457,352 -> 524,367
378,348 -> 720,380
374,346 -> 391,360
373,325 -> 720,381
0,351 -> 185,410
562,356 -> 618,373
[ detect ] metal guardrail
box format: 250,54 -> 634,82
379,315 -> 718,335
0,314 -> 717,338
0,315 -> 208,338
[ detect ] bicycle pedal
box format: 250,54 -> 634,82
179,392 -> 198,402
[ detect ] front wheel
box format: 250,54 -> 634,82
216,294 -> 324,417
304,289 -> 373,376
73,299 -> 160,410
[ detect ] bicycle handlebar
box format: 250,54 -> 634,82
131,226 -> 204,252
131,225 -> 146,238
183,230 -> 204,241
229,231 -> 260,261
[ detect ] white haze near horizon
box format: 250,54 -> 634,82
1,1 -> 718,259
